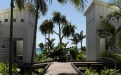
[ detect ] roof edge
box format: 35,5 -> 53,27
84,0 -> 119,16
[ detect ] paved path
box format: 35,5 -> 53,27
44,62 -> 78,75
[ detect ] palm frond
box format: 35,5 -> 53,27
100,50 -> 121,64
108,0 -> 121,10
57,0 -> 87,12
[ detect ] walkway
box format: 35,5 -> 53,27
44,62 -> 78,75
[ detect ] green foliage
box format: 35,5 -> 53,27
77,51 -> 85,60
84,68 -> 98,75
100,67 -> 121,75
49,44 -> 68,61
69,46 -> 78,60
0,62 -> 20,75
57,0 -> 87,12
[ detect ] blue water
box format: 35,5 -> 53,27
36,48 -> 41,54
36,48 -> 81,54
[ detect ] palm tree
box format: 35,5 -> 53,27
51,12 -> 76,44
39,21 -> 48,44
76,30 -> 86,51
97,18 -> 121,52
46,38 -> 55,49
69,34 -> 79,48
9,1 -> 14,75
39,19 -> 54,44
38,42 -> 44,53
28,0 -> 48,75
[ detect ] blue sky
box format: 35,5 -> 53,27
0,0 -> 108,48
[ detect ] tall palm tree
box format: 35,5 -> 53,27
39,19 -> 54,44
9,1 -> 14,75
76,30 -> 86,51
39,21 -> 48,44
29,0 -> 48,75
69,34 -> 79,48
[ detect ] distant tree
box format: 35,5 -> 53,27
38,42 -> 44,53
69,33 -> 79,48
76,30 -> 86,50
46,38 -> 55,49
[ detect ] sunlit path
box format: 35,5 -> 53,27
44,62 -> 78,75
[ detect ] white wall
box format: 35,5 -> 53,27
0,4 -> 35,63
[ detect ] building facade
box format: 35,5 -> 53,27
0,4 -> 35,63
84,0 -> 119,61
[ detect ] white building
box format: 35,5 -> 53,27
0,4 -> 35,63
84,0 -> 120,61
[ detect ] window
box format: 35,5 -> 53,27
2,45 -> 5,48
0,21 -> 1,23
21,19 -> 24,22
100,16 -> 103,19
4,19 -> 8,22
13,19 -> 16,22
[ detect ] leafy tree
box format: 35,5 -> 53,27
76,30 -> 86,50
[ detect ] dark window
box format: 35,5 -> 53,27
100,16 -> 103,19
2,45 -> 5,48
0,21 -> 1,23
13,19 -> 16,22
21,19 -> 24,22
4,19 -> 8,22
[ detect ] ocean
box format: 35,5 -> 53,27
36,48 -> 81,54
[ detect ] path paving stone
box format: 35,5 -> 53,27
44,62 -> 78,75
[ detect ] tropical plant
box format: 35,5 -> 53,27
76,30 -> 86,51
97,18 -> 121,52
69,46 -> 79,60
39,19 -> 54,44
0,62 -> 20,75
57,0 -> 87,12
46,38 -> 55,49
49,44 -> 68,61
101,67 -> 121,75
84,68 -> 98,75
77,51 -> 85,61
38,42 -> 44,53
69,33 -> 79,48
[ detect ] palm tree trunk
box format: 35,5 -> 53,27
9,0 -> 14,75
59,23 -> 62,44
48,33 -> 50,49
30,1 -> 39,75
81,41 -> 82,51
45,33 -> 46,44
